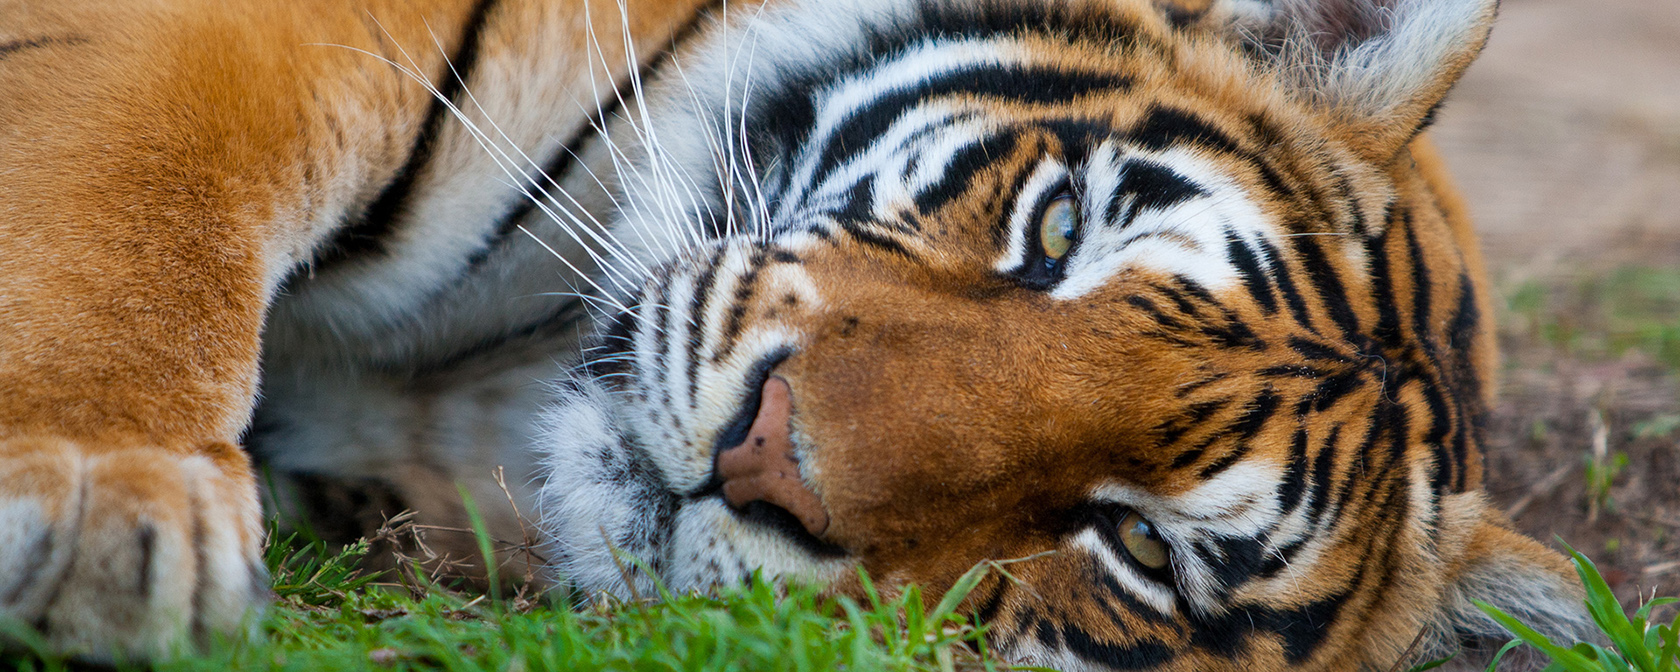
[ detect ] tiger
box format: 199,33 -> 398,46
0,0 -> 1594,668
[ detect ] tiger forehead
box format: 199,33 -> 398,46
761,37 -> 1339,202
741,0 -> 1318,156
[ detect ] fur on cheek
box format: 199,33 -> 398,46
534,378 -> 675,598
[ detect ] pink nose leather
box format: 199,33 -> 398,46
715,376 -> 831,537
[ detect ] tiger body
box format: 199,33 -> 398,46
0,0 -> 1590,668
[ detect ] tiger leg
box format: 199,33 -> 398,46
0,0 -> 489,659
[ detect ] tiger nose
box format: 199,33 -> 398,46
716,376 -> 831,537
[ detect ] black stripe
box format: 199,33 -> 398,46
1404,221 -> 1435,342
1418,366 -> 1456,496
1169,275 -> 1219,309
1199,387 -> 1281,478
748,2 -> 1147,174
1257,238 -> 1318,334
1087,566 -> 1169,628
460,98 -> 622,271
1304,424 -> 1342,528
1187,575 -> 1356,664
463,0 -> 728,271
1132,106 -> 1292,201
658,267 -> 687,430
135,526 -> 156,598
1128,295 -> 1187,333
1154,398 -> 1229,447
586,305 -> 640,380
1105,160 -> 1207,228
1260,364 -> 1329,379
640,271 -> 678,402
1446,272 -> 1484,493
1310,371 -> 1365,413
1199,313 -> 1266,351
1331,169 -> 1368,233
1061,625 -> 1176,669
809,65 -> 1132,188
972,580 -> 1011,630
1335,401 -> 1410,530
400,298 -> 586,379
1276,426 -> 1311,514
1040,117 -> 1111,164
1287,337 -> 1354,364
1034,614 -> 1060,649
1202,533 -> 1268,594
1364,220 -> 1404,346
1291,236 -> 1362,339
1227,232 -> 1278,315
684,247 -> 728,408
710,250 -> 770,365
0,35 -> 86,60
1331,408 -> 1383,531
1128,106 -> 1241,155
1239,112 -> 1302,204
991,159 -> 1045,249
913,132 -> 1020,214
836,219 -> 917,259
829,175 -> 877,225
316,0 -> 504,268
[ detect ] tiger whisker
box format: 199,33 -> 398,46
579,0 -> 686,265
377,15 -> 652,296
307,28 -> 638,310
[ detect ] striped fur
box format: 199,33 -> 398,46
0,0 -> 1589,667
538,0 -> 1593,670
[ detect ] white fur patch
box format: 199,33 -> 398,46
1053,144 -> 1275,300
1072,528 -> 1178,617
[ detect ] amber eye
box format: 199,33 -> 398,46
1037,194 -> 1079,265
1118,510 -> 1170,570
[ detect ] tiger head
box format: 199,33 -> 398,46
537,0 -> 1591,668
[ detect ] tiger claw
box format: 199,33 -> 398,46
0,438 -> 266,662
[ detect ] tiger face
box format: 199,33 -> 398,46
537,0 -> 1591,669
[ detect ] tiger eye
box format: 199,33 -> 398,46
1118,510 -> 1170,570
1038,195 -> 1078,262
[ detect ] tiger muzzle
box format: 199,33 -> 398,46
715,376 -> 831,538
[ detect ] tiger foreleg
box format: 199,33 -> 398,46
0,0 -> 493,659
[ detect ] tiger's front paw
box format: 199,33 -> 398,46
0,437 -> 267,662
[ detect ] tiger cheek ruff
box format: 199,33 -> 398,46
0,0 -> 1592,669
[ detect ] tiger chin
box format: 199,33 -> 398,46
0,0 -> 1594,668
533,0 -> 1595,670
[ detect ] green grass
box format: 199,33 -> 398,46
1505,265 -> 1680,372
4,527 -> 1676,671
2,530 -> 1002,672
1474,542 -> 1680,672
1402,543 -> 1679,672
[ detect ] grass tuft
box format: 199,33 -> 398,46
1474,541 -> 1680,672
3,527 -> 1004,672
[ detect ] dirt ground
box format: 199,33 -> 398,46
1430,0 -> 1680,611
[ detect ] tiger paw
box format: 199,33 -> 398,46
0,437 -> 267,662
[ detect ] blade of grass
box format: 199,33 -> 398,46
457,486 -> 501,608
1473,599 -> 1601,671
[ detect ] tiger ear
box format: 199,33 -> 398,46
1426,504 -> 1592,658
1215,0 -> 1497,161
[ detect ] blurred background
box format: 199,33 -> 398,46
1431,0 -> 1680,603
